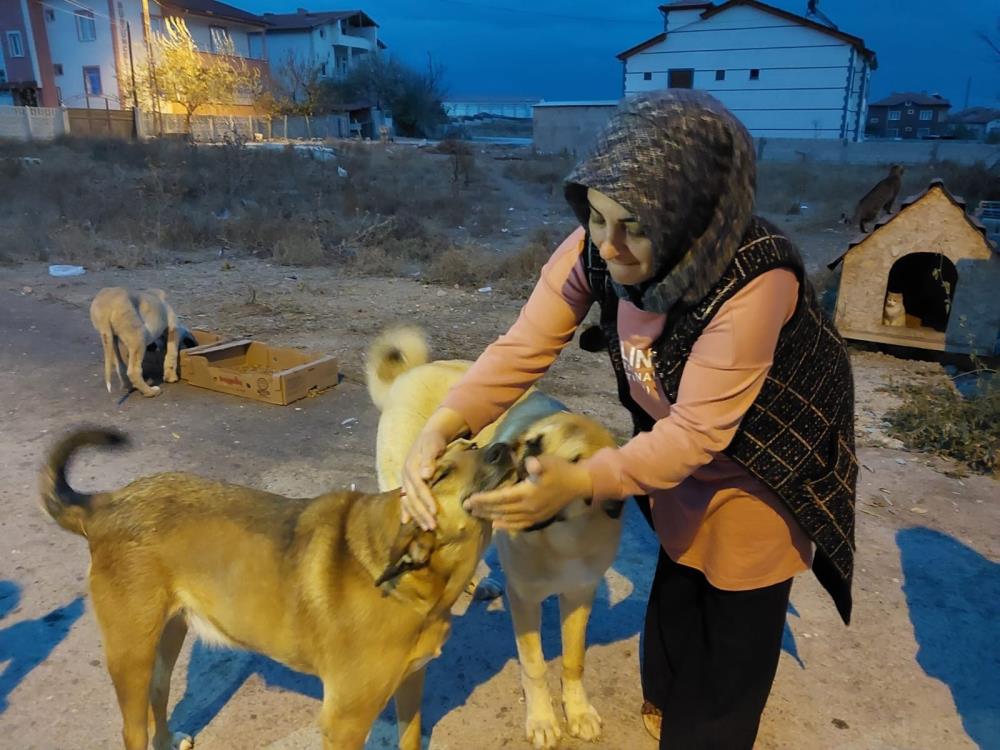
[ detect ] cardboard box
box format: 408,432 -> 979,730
139,328 -> 227,379
179,337 -> 338,405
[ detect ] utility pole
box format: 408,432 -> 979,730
126,22 -> 138,110
964,76 -> 971,109
140,0 -> 161,134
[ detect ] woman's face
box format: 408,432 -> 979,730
587,188 -> 656,286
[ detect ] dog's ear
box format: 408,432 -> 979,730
375,519 -> 436,587
578,325 -> 608,353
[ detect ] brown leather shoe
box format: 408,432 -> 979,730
641,699 -> 662,742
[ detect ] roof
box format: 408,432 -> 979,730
948,107 -> 1000,125
827,179 -> 995,269
261,9 -> 378,30
532,100 -> 620,108
617,32 -> 668,61
658,2 -> 713,9
619,0 -> 876,66
869,92 -> 951,108
161,0 -> 266,27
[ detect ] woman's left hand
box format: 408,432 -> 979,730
463,454 -> 593,531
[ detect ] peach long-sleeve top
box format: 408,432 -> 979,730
443,228 -> 812,590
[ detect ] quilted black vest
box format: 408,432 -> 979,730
584,218 -> 858,624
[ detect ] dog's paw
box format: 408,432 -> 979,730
472,576 -> 503,601
565,701 -> 602,742
525,711 -> 562,750
144,385 -> 162,397
172,732 -> 193,750
163,371 -> 179,383
563,680 -> 602,742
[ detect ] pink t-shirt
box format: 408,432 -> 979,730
443,228 -> 813,590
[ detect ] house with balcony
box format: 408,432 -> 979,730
618,1 -> 877,140
865,92 -> 950,140
0,0 -> 54,107
262,9 -> 383,82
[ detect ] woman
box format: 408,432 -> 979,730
401,90 -> 858,749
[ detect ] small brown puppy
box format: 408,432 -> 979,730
89,287 -> 181,398
40,428 -> 518,750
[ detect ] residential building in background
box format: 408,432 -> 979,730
947,107 -> 1000,141
618,0 -> 877,140
866,92 -> 950,139
262,9 -> 382,82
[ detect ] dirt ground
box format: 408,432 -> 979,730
1,230 -> 998,750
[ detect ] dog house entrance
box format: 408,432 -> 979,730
885,253 -> 957,332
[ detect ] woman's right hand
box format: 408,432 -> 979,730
401,407 -> 471,531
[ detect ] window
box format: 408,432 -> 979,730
643,72 -> 652,81
150,15 -> 165,34
888,128 -> 899,138
247,32 -> 263,59
667,68 -> 694,89
869,115 -> 879,123
54,63 -> 64,76
45,9 -> 56,22
319,28 -> 325,38
320,61 -> 327,76
5,31 -> 24,58
209,26 -> 229,53
75,10 -> 97,42
749,68 -> 760,80
917,128 -> 930,138
888,110 -> 901,121
715,69 -> 725,81
906,108 -> 914,115
904,126 -> 912,133
919,110 -> 932,121
83,66 -> 102,95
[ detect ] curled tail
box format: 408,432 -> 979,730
40,428 -> 128,535
365,326 -> 430,411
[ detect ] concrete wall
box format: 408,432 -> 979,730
0,104 -> 69,140
533,103 -> 618,155
534,103 -> 1000,166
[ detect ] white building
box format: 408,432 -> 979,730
262,9 -> 382,82
618,1 -> 877,140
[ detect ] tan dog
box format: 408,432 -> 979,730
367,327 -> 623,749
89,287 -> 180,398
40,428 -> 518,750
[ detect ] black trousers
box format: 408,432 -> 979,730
641,546 -> 792,750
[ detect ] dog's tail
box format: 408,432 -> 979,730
366,326 -> 430,412
40,428 -> 128,535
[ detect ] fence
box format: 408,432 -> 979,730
66,107 -> 135,139
0,105 -> 69,141
136,111 -> 351,141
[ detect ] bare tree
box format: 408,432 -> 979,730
271,52 -> 326,116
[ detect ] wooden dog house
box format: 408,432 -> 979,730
829,179 -> 999,356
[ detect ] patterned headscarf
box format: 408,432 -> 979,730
564,90 -> 756,314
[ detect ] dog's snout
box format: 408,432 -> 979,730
484,443 -> 511,466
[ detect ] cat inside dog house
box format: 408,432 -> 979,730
829,179 -> 1000,356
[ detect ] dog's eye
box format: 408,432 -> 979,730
570,454 -> 583,464
432,467 -> 453,485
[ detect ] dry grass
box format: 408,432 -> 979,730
884,371 -> 999,476
756,160 -> 1000,226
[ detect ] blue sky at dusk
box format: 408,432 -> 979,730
241,0 -> 1000,108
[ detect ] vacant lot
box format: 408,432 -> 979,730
0,139 -> 997,750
